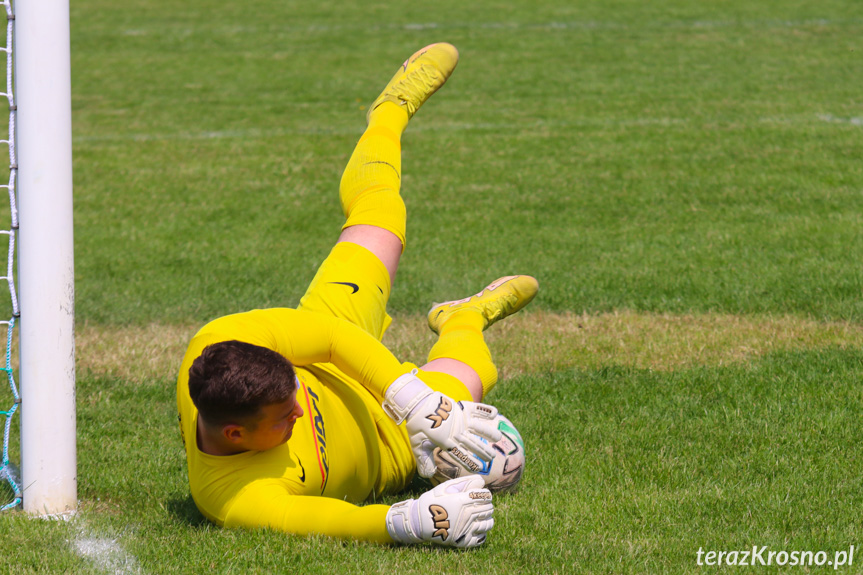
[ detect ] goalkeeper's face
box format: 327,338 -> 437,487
240,387 -> 304,452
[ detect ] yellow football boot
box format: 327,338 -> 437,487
367,42 -> 459,123
428,275 -> 539,334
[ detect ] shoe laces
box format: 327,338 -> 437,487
479,293 -> 518,317
391,65 -> 442,115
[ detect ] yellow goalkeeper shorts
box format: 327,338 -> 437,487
296,241 -> 472,494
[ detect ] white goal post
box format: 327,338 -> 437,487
15,0 -> 77,516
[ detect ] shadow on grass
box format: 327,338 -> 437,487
166,495 -> 209,528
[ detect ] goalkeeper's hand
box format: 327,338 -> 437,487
382,372 -> 502,478
385,475 -> 494,548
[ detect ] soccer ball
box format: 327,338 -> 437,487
429,414 -> 526,494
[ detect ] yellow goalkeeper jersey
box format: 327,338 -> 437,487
176,308 -> 417,543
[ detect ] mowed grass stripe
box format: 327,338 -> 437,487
73,113 -> 863,145
75,311 -> 863,384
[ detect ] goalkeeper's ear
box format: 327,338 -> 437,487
222,424 -> 246,444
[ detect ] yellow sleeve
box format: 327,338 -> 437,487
223,480 -> 394,544
194,308 -> 406,402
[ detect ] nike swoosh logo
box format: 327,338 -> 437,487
328,281 -> 359,294
296,456 -> 306,483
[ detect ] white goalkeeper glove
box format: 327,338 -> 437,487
382,372 -> 502,478
385,475 -> 494,548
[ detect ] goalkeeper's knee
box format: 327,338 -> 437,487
340,185 -> 406,248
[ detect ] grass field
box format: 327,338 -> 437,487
2,0 -> 863,573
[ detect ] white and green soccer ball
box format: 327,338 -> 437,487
429,414 -> 526,494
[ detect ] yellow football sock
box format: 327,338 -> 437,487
426,310 -> 499,398
339,102 -> 409,247
369,100 -> 409,134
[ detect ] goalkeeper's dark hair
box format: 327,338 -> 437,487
188,340 -> 297,428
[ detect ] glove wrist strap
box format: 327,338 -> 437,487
385,500 -> 420,544
382,370 -> 433,424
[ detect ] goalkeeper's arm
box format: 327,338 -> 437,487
223,476 -> 493,548
197,309 -> 502,475
198,308 -> 409,401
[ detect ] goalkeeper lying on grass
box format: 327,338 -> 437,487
176,43 -> 538,548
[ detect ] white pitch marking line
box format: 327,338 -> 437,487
73,523 -> 144,575
115,17 -> 862,37
818,114 -> 863,127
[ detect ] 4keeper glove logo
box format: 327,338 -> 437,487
429,504 -> 450,541
427,397 -> 452,429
